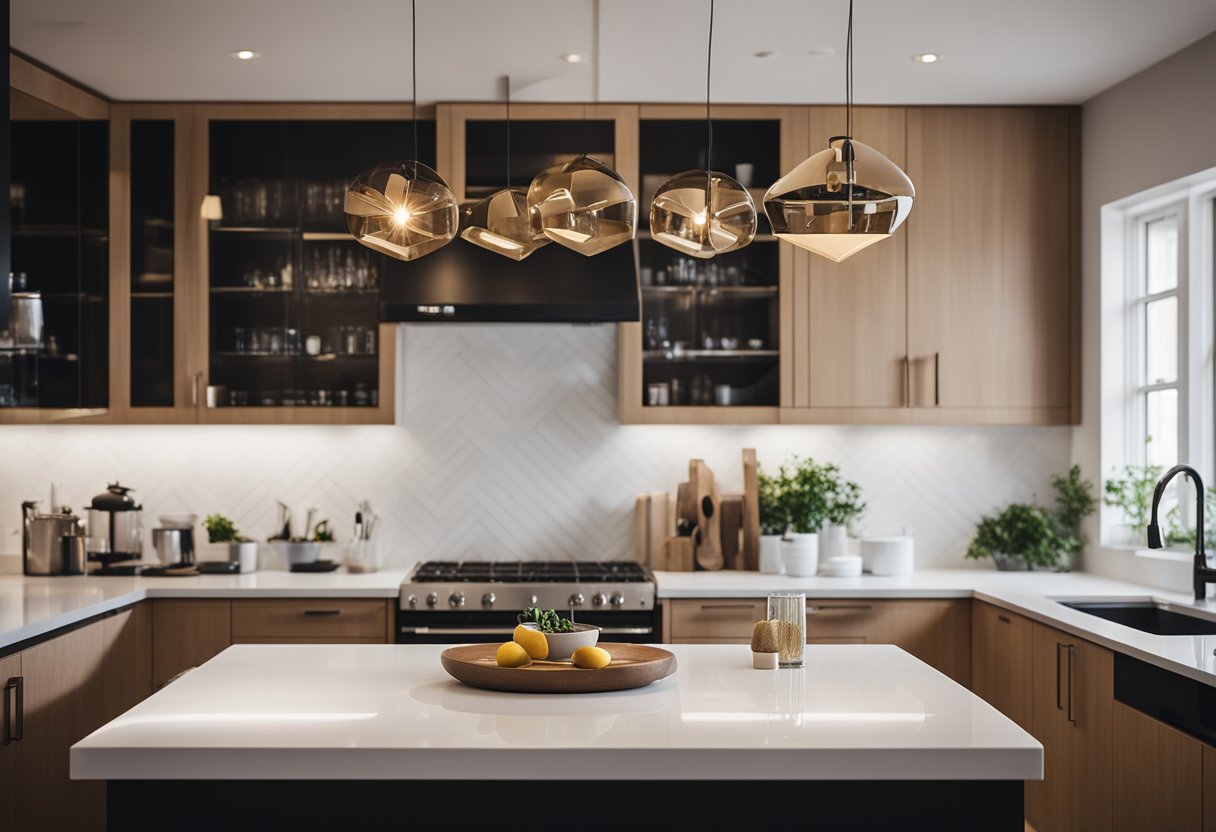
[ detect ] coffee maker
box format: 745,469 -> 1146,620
86,483 -> 143,567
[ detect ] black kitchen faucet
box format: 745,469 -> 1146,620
1147,464 -> 1216,601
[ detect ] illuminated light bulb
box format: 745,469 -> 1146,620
392,206 -> 411,227
693,212 -> 706,227
649,169 -> 756,259
344,160 -> 459,261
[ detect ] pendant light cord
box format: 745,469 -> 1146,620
705,0 -> 715,194
411,0 -> 419,170
505,77 -> 511,188
845,0 -> 853,140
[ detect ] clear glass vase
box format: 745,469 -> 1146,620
767,592 -> 806,667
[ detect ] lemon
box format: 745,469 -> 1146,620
512,624 -> 549,660
571,645 -> 612,669
496,641 -> 532,668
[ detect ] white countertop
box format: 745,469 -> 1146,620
0,570 -> 408,650
657,568 -> 1216,687
71,642 -> 1042,782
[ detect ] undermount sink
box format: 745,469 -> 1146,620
1060,601 -> 1216,636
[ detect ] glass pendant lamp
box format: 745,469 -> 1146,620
460,78 -> 548,260
763,0 -> 914,262
650,0 -> 756,259
345,0 -> 458,261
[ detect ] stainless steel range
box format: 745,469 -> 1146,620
397,560 -> 658,644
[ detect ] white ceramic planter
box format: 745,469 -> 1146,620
759,535 -> 784,574
819,523 -> 849,565
780,533 -> 819,577
229,541 -> 258,573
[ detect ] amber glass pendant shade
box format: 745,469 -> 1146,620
344,160 -> 459,261
763,137 -> 914,263
527,155 -> 637,256
650,169 -> 756,259
460,187 -> 548,261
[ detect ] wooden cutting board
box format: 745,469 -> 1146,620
741,448 -> 761,571
440,643 -> 677,694
690,460 -> 722,570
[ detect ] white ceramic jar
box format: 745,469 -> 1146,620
759,535 -> 785,574
780,533 -> 819,577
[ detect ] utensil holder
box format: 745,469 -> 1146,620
767,593 -> 806,667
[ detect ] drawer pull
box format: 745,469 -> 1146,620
997,614 -> 1011,624
808,604 -> 873,614
302,609 -> 342,617
3,676 -> 23,744
698,603 -> 760,611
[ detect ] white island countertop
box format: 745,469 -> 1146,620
72,643 -> 1041,782
0,569 -> 409,650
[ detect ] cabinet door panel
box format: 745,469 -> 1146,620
16,620 -> 106,831
971,602 -> 1033,731
0,653 -> 19,832
668,599 -> 767,642
1028,623 -> 1113,831
231,599 -> 387,640
802,106 -> 908,408
1204,743 -> 1216,832
152,600 -> 231,688
907,108 -> 1071,410
1113,702 -> 1202,832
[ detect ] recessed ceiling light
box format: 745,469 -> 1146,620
559,53 -> 584,64
912,53 -> 942,64
806,47 -> 835,58
230,50 -> 262,61
753,50 -> 778,59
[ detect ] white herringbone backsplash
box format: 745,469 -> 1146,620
0,325 -> 1072,568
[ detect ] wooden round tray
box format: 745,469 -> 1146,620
440,643 -> 677,694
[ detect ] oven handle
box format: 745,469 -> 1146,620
400,626 -> 655,636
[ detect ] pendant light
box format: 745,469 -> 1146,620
526,112 -> 637,256
763,0 -> 914,262
344,0 -> 458,261
650,0 -> 756,259
459,77 -> 548,260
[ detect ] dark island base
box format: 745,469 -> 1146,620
109,779 -> 1023,831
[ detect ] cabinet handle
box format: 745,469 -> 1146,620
902,355 -> 910,408
1055,642 -> 1064,711
1067,645 -> 1077,726
3,676 -> 22,744
934,352 -> 940,406
698,603 -> 759,611
808,604 -> 874,614
190,372 -> 203,408
302,609 -> 342,617
997,614 -> 1011,624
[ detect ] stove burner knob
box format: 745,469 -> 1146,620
407,594 -> 418,609
449,591 -> 466,608
568,593 -> 585,608
481,592 -> 496,608
591,592 -> 608,608
425,592 -> 439,608
610,592 -> 626,607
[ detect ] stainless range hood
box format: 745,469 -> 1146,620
378,237 -> 640,323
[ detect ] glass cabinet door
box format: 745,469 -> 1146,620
2,110 -> 108,411
637,116 -> 782,412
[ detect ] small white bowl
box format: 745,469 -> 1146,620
521,622 -> 600,661
158,514 -> 198,530
273,541 -> 322,565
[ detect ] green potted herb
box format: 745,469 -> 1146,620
203,513 -> 257,572
1051,464 -> 1097,567
768,456 -> 865,576
1103,463 -> 1162,546
757,467 -> 788,573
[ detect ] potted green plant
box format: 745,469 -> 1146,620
966,466 -> 1097,571
757,467 -> 788,574
203,513 -> 257,572
765,456 -> 865,577
821,470 -> 866,563
1103,463 -> 1162,546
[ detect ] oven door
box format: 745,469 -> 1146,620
397,609 -> 658,644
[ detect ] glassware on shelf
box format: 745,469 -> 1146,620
767,593 -> 806,667
691,372 -> 713,405
646,382 -> 670,407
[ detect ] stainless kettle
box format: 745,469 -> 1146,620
22,501 -> 86,575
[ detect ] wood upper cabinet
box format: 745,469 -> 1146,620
970,601 -> 1033,731
1112,701 -> 1203,832
905,108 -> 1075,418
794,106 -> 908,410
1026,622 -> 1113,832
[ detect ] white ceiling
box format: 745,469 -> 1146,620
11,0 -> 1216,105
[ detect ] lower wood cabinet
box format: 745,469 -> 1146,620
0,652 -> 20,832
665,598 -> 970,684
152,600 -> 232,689
1026,623 -> 1113,832
230,599 -> 387,641
970,601 -> 1033,731
1205,744 -> 1216,832
1112,701 -> 1203,832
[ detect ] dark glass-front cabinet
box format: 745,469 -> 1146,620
3,109 -> 108,413
201,108 -> 431,423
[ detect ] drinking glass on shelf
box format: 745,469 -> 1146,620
267,327 -> 284,355
233,327 -> 247,353
248,328 -> 263,354
363,327 -> 376,354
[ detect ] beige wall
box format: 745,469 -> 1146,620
1077,32 -> 1216,587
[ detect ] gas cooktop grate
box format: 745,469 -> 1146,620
410,560 -> 650,583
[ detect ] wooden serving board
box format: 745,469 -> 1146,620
440,643 -> 677,694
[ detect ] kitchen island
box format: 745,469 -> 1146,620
73,642 -> 1040,830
